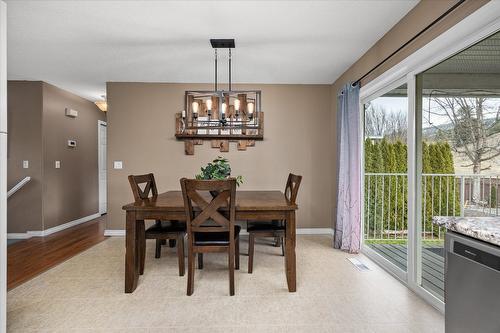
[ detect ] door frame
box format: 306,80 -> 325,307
0,1 -> 7,331
98,120 -> 107,215
359,1 -> 500,313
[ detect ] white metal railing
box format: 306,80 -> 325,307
7,176 -> 31,198
364,173 -> 500,241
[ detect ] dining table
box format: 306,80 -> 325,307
122,190 -> 298,293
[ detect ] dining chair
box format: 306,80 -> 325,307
128,173 -> 186,276
247,173 -> 302,273
180,178 -> 240,296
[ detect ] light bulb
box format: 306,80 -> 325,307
192,101 -> 199,114
221,103 -> 227,114
206,99 -> 212,110
247,102 -> 254,114
181,110 -> 186,118
234,99 -> 240,111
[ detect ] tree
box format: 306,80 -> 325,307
365,105 -> 407,142
428,96 -> 500,202
364,140 -> 458,239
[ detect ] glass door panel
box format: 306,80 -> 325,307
417,30 -> 500,301
363,83 -> 408,272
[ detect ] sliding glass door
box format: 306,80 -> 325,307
363,82 -> 408,274
361,27 -> 500,309
415,30 -> 500,301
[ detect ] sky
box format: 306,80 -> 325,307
367,96 -> 500,129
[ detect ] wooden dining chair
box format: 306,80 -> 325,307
247,173 -> 302,273
180,178 -> 240,296
128,173 -> 186,276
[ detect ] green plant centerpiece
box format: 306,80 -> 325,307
196,157 -> 243,196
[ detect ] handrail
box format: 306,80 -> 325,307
7,176 -> 31,199
365,173 -> 500,177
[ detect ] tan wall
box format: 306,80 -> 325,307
7,81 -> 105,233
106,82 -> 333,230
330,0 -> 489,224
7,81 -> 43,233
41,82 -> 106,229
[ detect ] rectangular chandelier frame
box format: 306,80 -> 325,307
175,90 -> 263,140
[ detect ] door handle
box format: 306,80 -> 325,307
464,249 -> 477,257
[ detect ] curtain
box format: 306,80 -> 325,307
334,83 -> 361,253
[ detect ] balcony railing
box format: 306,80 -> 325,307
364,173 -> 500,241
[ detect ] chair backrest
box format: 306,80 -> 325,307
285,173 -> 302,205
180,178 -> 236,237
128,173 -> 158,200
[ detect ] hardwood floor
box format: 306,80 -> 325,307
7,215 -> 107,290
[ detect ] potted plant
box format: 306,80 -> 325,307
196,156 -> 243,196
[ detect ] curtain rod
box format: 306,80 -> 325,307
352,0 -> 466,86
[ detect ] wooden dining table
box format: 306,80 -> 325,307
122,190 -> 298,293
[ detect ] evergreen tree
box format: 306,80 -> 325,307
363,139 -> 459,240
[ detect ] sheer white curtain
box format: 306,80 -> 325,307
334,83 -> 361,253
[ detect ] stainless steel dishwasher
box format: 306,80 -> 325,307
445,231 -> 500,333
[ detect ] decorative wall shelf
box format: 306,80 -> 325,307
175,90 -> 264,155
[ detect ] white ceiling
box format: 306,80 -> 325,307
6,0 -> 418,101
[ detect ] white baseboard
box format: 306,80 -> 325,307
6,233 -> 31,239
297,228 -> 334,235
104,229 -> 125,236
104,227 -> 334,237
7,212 -> 101,239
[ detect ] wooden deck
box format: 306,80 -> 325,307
368,243 -> 444,300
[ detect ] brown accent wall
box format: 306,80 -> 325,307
7,81 -> 105,233
41,82 -> 106,229
7,81 -> 43,233
330,0 -> 489,225
106,82 -> 333,230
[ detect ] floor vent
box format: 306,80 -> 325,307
348,258 -> 371,271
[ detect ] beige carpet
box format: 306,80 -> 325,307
7,235 -> 444,332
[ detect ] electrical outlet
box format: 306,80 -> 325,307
55,160 -> 61,169
23,160 -> 29,169
113,161 -> 123,169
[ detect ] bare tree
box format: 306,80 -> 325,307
365,104 -> 407,142
428,96 -> 500,201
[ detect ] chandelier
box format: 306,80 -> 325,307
175,39 -> 263,154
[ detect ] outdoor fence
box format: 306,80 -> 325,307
364,173 -> 500,241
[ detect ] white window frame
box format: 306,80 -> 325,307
359,1 -> 500,313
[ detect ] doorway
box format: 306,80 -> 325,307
98,120 -> 107,215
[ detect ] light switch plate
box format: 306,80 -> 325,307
55,160 -> 61,169
113,161 -> 123,169
23,160 -> 29,169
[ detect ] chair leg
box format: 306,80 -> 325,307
248,233 -> 255,274
228,243 -> 235,296
235,236 -> 240,270
198,253 -> 203,269
177,234 -> 185,276
169,239 -> 176,248
187,251 -> 195,296
275,236 -> 281,247
138,223 -> 146,275
281,236 -> 285,257
155,239 -> 162,258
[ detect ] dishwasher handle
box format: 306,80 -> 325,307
453,240 -> 500,272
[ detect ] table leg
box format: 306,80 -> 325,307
285,210 -> 297,292
125,211 -> 140,293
